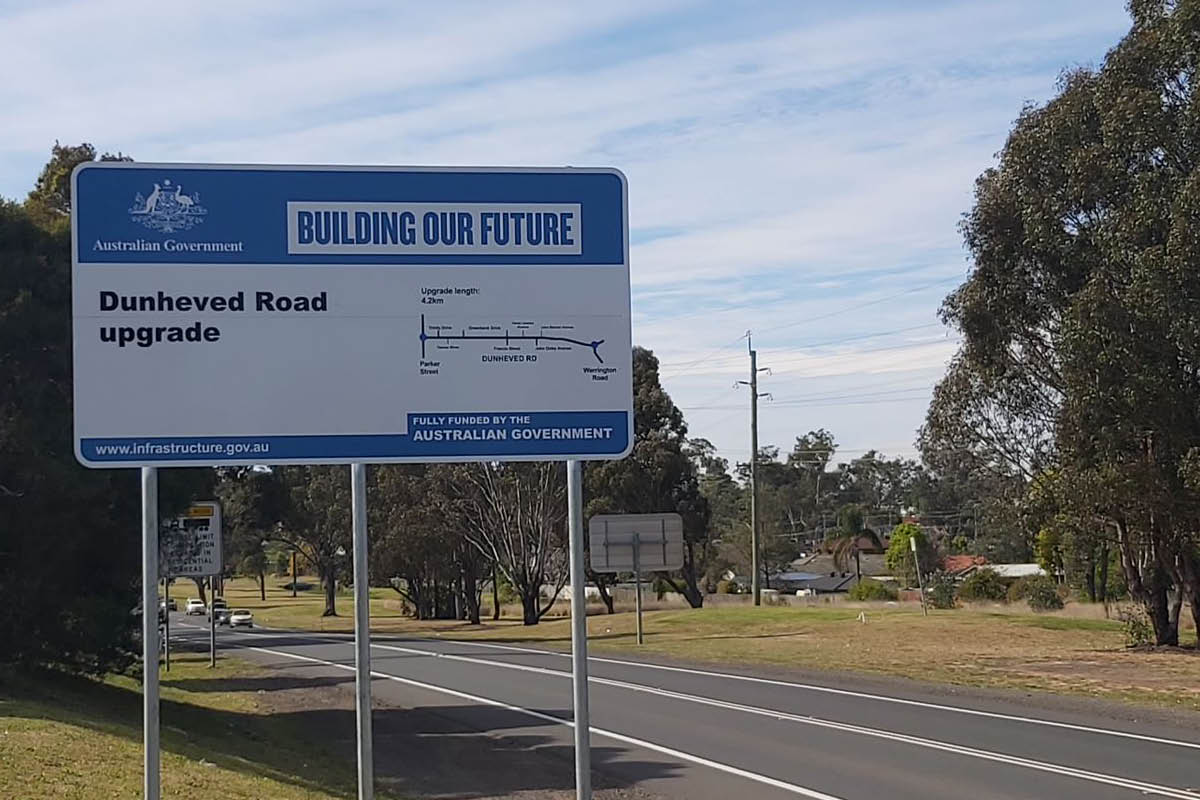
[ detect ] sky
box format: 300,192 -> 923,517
0,0 -> 1133,467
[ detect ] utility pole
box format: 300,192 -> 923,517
739,332 -> 769,606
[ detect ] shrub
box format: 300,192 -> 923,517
1006,576 -> 1036,603
1013,575 -> 1064,612
958,568 -> 1008,602
927,572 -> 957,609
1116,605 -> 1153,647
848,579 -> 898,602
716,579 -> 739,594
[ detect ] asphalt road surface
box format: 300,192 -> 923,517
171,617 -> 1200,800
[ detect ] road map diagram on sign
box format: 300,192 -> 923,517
420,314 -> 606,363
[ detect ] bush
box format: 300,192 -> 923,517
958,568 -> 1008,602
716,579 -> 739,594
1010,575 -> 1064,612
1116,605 -> 1153,647
848,579 -> 898,601
1006,576 -> 1035,603
927,572 -> 957,609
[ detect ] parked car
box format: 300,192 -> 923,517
185,598 -> 206,615
229,609 -> 253,628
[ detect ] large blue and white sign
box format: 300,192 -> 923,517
71,164 -> 632,467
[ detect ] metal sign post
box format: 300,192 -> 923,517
588,514 -> 684,649
141,467 -> 160,800
351,463 -> 374,800
209,575 -> 217,668
566,460 -> 592,800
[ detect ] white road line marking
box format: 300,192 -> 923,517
243,644 -> 845,800
428,636 -> 1200,752
178,622 -> 1200,757
368,641 -> 1200,800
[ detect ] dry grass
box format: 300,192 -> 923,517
0,653 -> 396,799
202,576 -> 1200,712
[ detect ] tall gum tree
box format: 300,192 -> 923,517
923,2 -> 1200,645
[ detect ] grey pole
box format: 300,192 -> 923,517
566,460 -> 592,800
910,535 -> 928,617
749,339 -> 761,606
350,463 -> 375,800
141,466 -> 160,800
632,532 -> 643,646
209,575 -> 216,668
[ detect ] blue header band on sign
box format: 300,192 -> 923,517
75,165 -> 625,266
79,411 -> 630,463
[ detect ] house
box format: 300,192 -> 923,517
791,574 -> 858,595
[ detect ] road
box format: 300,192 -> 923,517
171,617 -> 1200,800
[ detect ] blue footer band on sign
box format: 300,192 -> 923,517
79,411 -> 630,462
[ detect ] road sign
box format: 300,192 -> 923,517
71,163 -> 632,467
588,513 -> 684,573
161,501 -> 222,578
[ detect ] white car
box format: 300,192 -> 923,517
229,609 -> 253,628
185,598 -> 206,615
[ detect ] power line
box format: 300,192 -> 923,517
680,384 -> 933,411
660,322 -> 945,371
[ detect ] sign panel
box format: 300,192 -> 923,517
71,164 -> 632,466
162,502 -> 222,578
589,513 -> 684,573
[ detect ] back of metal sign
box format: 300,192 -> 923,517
588,513 -> 684,572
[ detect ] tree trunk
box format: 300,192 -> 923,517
521,590 -> 540,626
491,564 -> 501,621
1116,519 -> 1176,645
322,568 -> 337,617
464,578 -> 481,625
1084,552 -> 1097,603
1098,540 -> 1110,617
192,577 -> 208,606
259,570 -> 266,601
591,571 -> 616,614
1175,545 -> 1200,650
854,550 -> 862,583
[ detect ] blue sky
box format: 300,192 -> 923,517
0,0 -> 1132,465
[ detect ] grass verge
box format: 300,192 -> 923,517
199,577 -> 1200,713
0,653 -> 401,799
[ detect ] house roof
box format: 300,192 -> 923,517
958,563 -> 1046,579
989,563 -> 1046,578
793,553 -> 887,577
943,555 -> 987,574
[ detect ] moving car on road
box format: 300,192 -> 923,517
213,607 -> 232,626
229,609 -> 253,628
185,598 -> 206,615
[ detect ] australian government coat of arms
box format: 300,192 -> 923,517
128,178 -> 208,233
